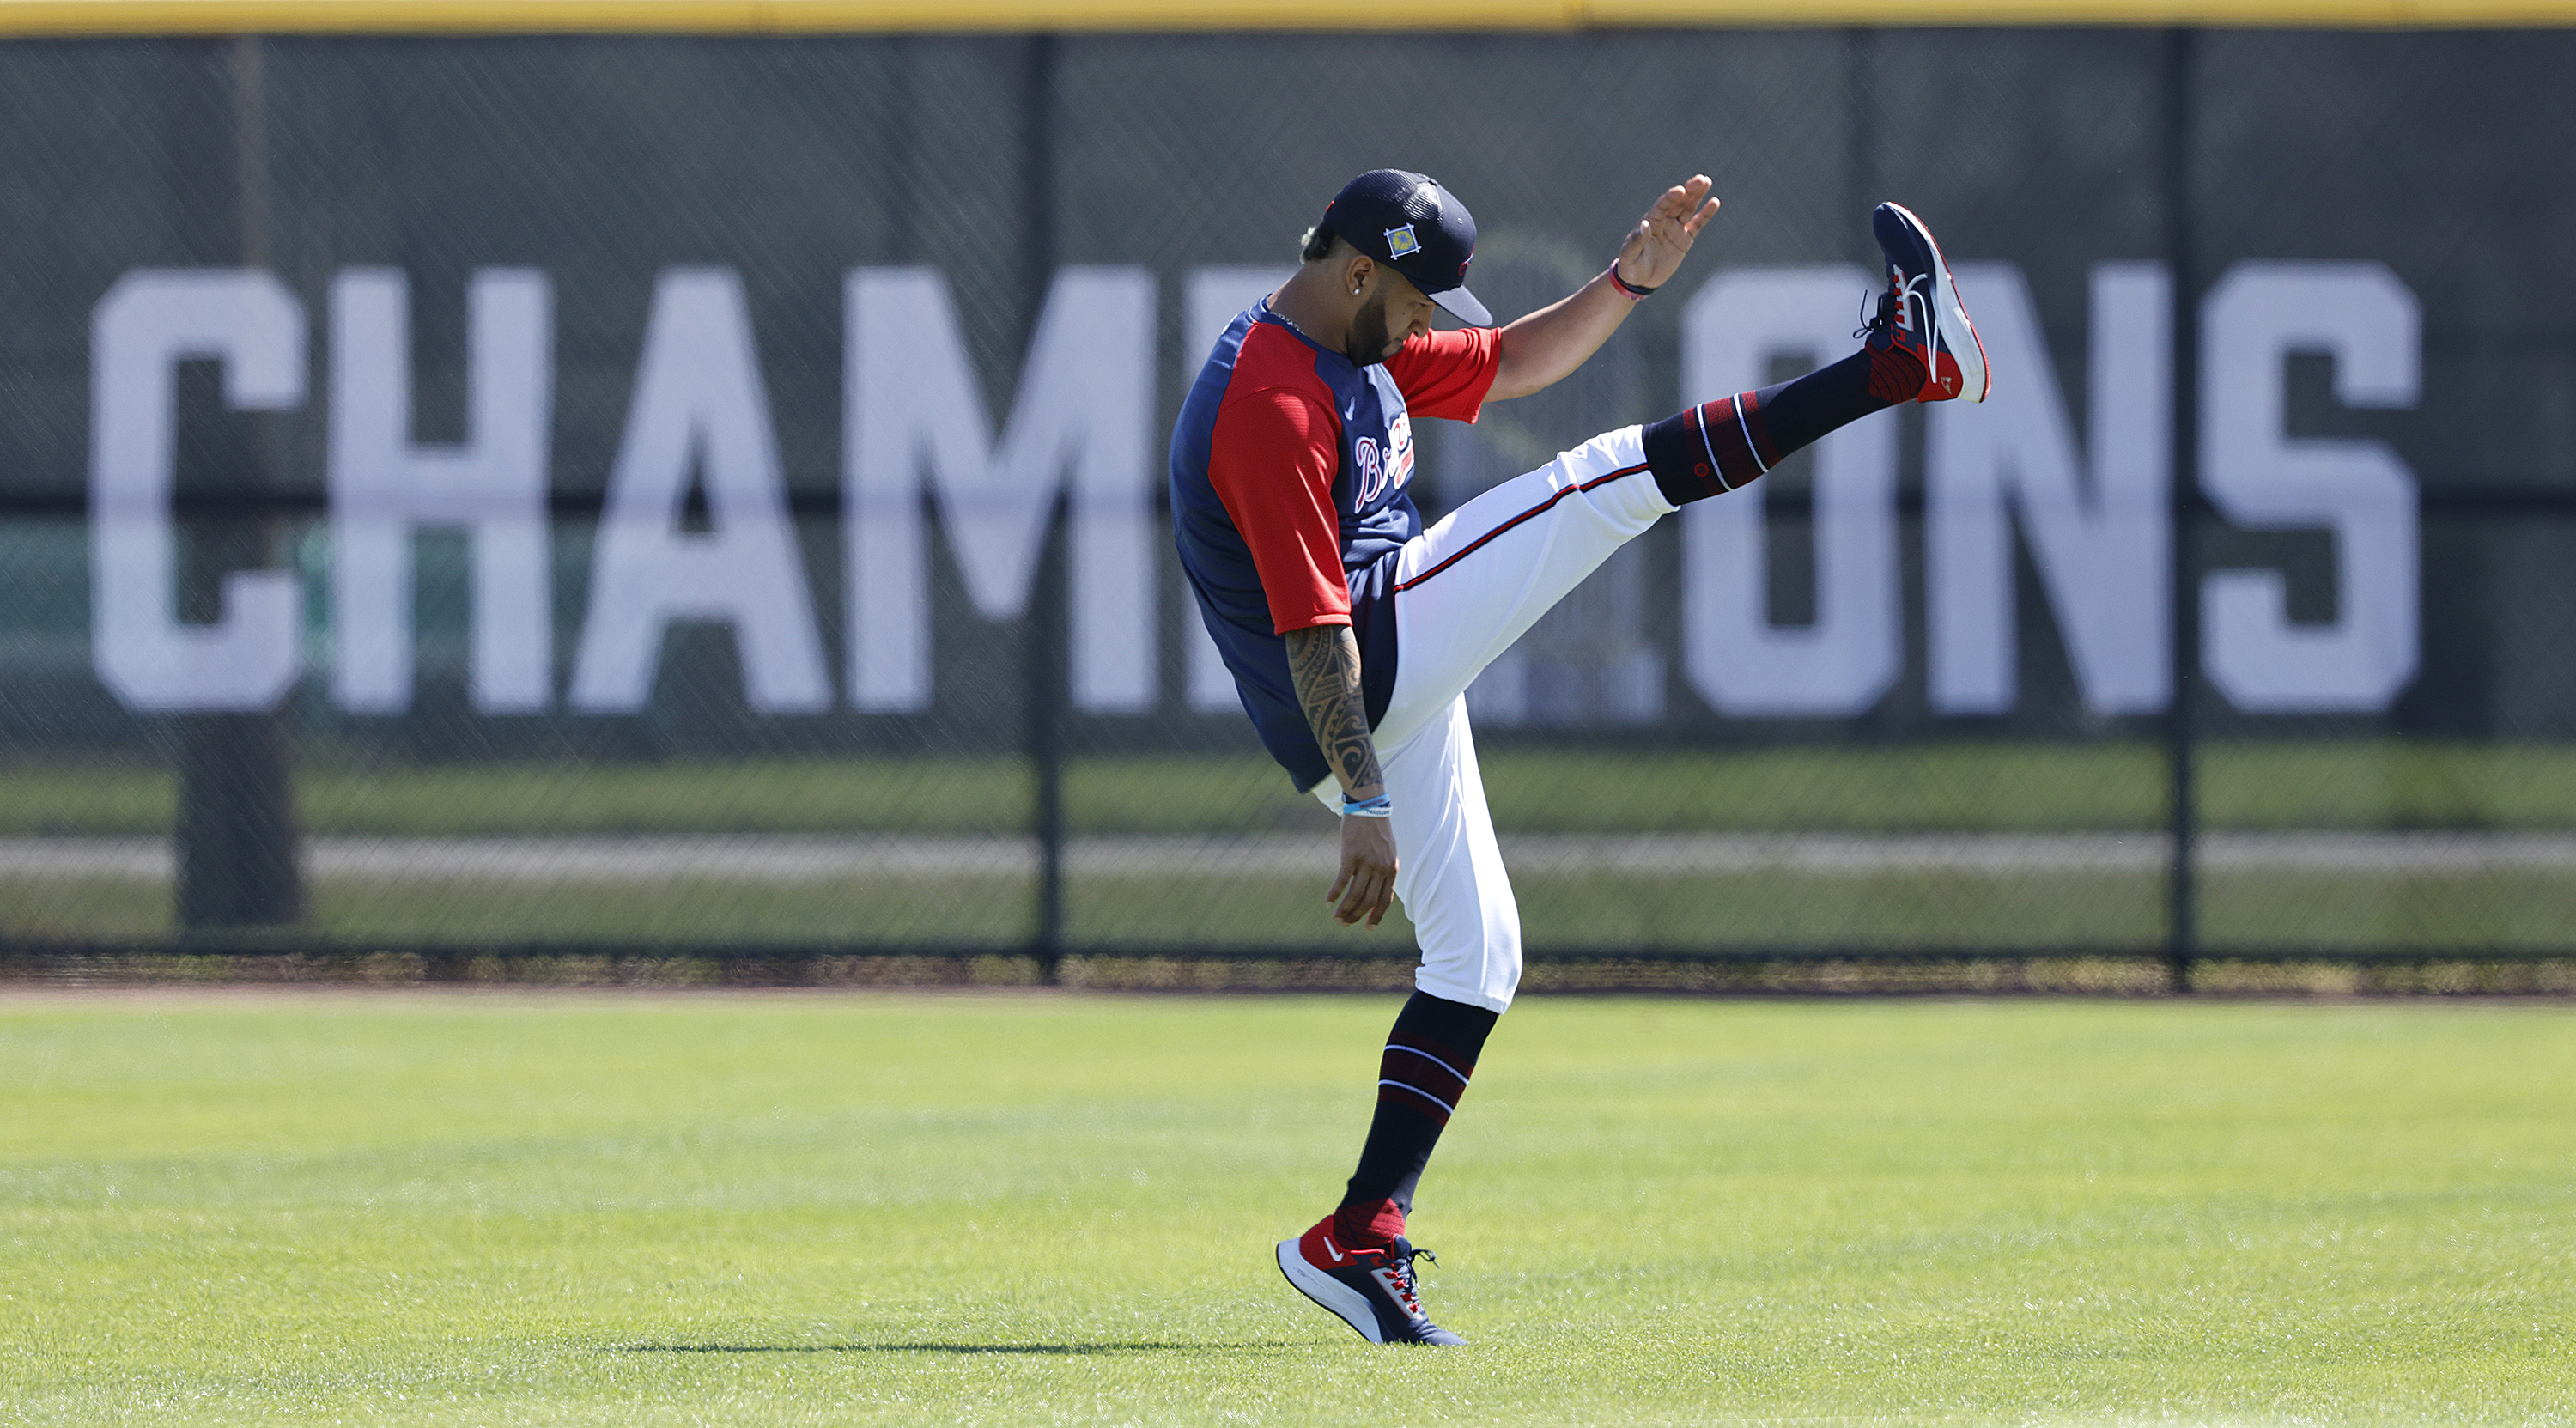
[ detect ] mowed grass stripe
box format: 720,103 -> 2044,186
2,994 -> 2569,1425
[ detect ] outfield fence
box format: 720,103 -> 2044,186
3,27 -> 2574,989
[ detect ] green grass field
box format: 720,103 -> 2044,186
3,992 -> 2568,1425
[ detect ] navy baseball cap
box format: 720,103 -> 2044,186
1318,169 -> 1492,327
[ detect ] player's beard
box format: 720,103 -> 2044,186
1343,290 -> 1400,367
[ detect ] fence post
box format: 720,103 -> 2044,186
175,34 -> 305,933
1842,27 -> 1875,234
1029,509 -> 1068,986
2160,27 -> 2199,992
1023,33 -> 1066,984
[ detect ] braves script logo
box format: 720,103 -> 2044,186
1352,415 -> 1414,508
1353,436 -> 1387,504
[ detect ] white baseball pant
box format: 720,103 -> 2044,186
1313,425 -> 1674,1012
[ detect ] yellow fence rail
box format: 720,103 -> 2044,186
0,0 -> 2569,34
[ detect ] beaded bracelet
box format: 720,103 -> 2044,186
1340,793 -> 1394,818
1605,263 -> 1658,300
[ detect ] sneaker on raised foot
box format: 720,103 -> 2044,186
1274,1217 -> 1467,1346
1865,201 -> 1990,404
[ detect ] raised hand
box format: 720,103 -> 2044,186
1614,174 -> 1722,293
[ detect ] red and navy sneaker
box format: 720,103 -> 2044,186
1865,201 -> 1990,404
1274,1217 -> 1467,1346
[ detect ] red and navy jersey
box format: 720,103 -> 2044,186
1170,299 -> 1500,791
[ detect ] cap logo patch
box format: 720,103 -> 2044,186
1383,224 -> 1421,259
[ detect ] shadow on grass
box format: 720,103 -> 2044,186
616,1341 -> 1297,1355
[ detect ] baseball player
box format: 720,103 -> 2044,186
1170,169 -> 1988,1344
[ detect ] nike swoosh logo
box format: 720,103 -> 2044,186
1321,1235 -> 1346,1262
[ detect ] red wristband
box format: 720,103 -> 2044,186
1606,263 -> 1657,300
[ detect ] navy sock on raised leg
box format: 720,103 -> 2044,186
1639,343 -> 1920,507
1334,991 -> 1499,1246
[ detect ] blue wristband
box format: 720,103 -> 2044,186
1340,793 -> 1393,818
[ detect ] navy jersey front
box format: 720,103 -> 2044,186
1169,300 -> 1499,791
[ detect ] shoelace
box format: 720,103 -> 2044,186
1386,1246 -> 1437,1318
1856,289 -> 1899,342
1858,272 -> 1938,343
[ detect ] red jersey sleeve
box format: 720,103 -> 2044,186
1383,325 -> 1502,423
1206,384 -> 1352,635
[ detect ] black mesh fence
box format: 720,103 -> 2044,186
3,29 -> 2574,990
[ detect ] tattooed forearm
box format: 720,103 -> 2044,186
1283,625 -> 1382,795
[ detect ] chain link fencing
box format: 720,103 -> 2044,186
2,29 -> 2573,991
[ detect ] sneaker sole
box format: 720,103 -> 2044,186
1882,201 -> 1990,403
1275,1237 -> 1387,1344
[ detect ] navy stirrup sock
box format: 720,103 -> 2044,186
1640,347 -> 1905,507
1336,991 -> 1499,1245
